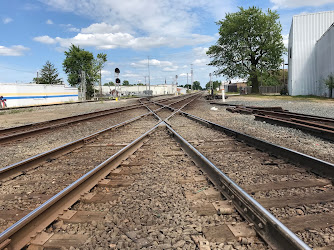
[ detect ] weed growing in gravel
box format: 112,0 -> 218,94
0,108 -> 34,115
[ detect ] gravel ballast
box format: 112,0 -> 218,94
184,95 -> 334,163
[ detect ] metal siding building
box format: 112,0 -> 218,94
288,11 -> 334,96
316,23 -> 334,97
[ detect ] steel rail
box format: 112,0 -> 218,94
164,122 -> 311,250
150,101 -> 334,180
0,103 -> 146,144
0,111 -> 155,181
0,123 -> 160,250
256,109 -> 334,123
140,93 -> 200,121
255,114 -> 334,142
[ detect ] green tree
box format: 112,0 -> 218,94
207,7 -> 285,93
63,45 -> 107,98
35,61 -> 62,84
93,53 -> 107,91
104,81 -> 115,86
205,80 -> 221,90
324,73 -> 334,98
193,81 -> 202,90
122,80 -> 130,86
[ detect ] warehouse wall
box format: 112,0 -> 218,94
288,11 -> 334,96
316,24 -> 334,97
0,83 -> 78,107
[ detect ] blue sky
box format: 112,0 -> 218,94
1,0 -> 334,87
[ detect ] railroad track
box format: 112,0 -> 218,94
0,94 -> 192,145
1,93 -> 332,249
211,102 -> 334,142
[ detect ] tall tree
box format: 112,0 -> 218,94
93,53 -> 107,95
207,7 -> 285,93
104,81 -> 115,86
36,61 -> 62,84
63,45 -> 96,98
122,80 -> 130,86
205,80 -> 221,90
323,73 -> 334,98
192,81 -> 202,90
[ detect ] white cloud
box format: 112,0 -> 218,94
46,19 -> 53,24
33,35 -> 57,44
191,47 -> 210,66
271,0 -> 334,9
123,73 -> 141,78
33,29 -> 214,50
68,27 -> 80,32
3,17 -> 13,24
162,66 -> 178,72
193,58 -> 209,66
0,45 -> 30,56
101,69 -> 112,76
40,0 -> 232,38
61,24 -> 80,32
131,59 -> 173,67
282,34 -> 289,48
81,22 -> 120,34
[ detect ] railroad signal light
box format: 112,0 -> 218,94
116,78 -> 120,84
115,68 -> 120,74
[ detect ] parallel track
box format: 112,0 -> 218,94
1,94 -> 333,249
211,102 -> 334,142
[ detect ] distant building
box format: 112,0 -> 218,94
99,84 -> 177,96
288,11 -> 334,97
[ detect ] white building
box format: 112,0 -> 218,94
316,23 -> 334,97
288,11 -> 334,96
99,84 -> 179,96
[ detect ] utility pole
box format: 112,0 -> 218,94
187,73 -> 189,87
191,64 -> 194,90
144,76 -> 147,91
82,71 -> 86,101
147,56 -> 151,93
99,68 -> 102,97
37,72 -> 39,84
209,73 -> 213,95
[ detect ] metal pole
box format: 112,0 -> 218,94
191,64 -> 193,90
148,56 -> 151,93
82,71 -> 86,101
209,73 -> 212,95
80,71 -> 83,101
37,72 -> 39,84
144,76 -> 147,91
283,60 -> 285,86
222,82 -> 226,102
99,68 -> 102,97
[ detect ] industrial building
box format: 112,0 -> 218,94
288,11 -> 334,97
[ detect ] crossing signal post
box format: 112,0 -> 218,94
115,68 -> 120,100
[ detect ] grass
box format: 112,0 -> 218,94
0,108 -> 34,115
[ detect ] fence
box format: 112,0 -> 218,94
259,85 -> 286,94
